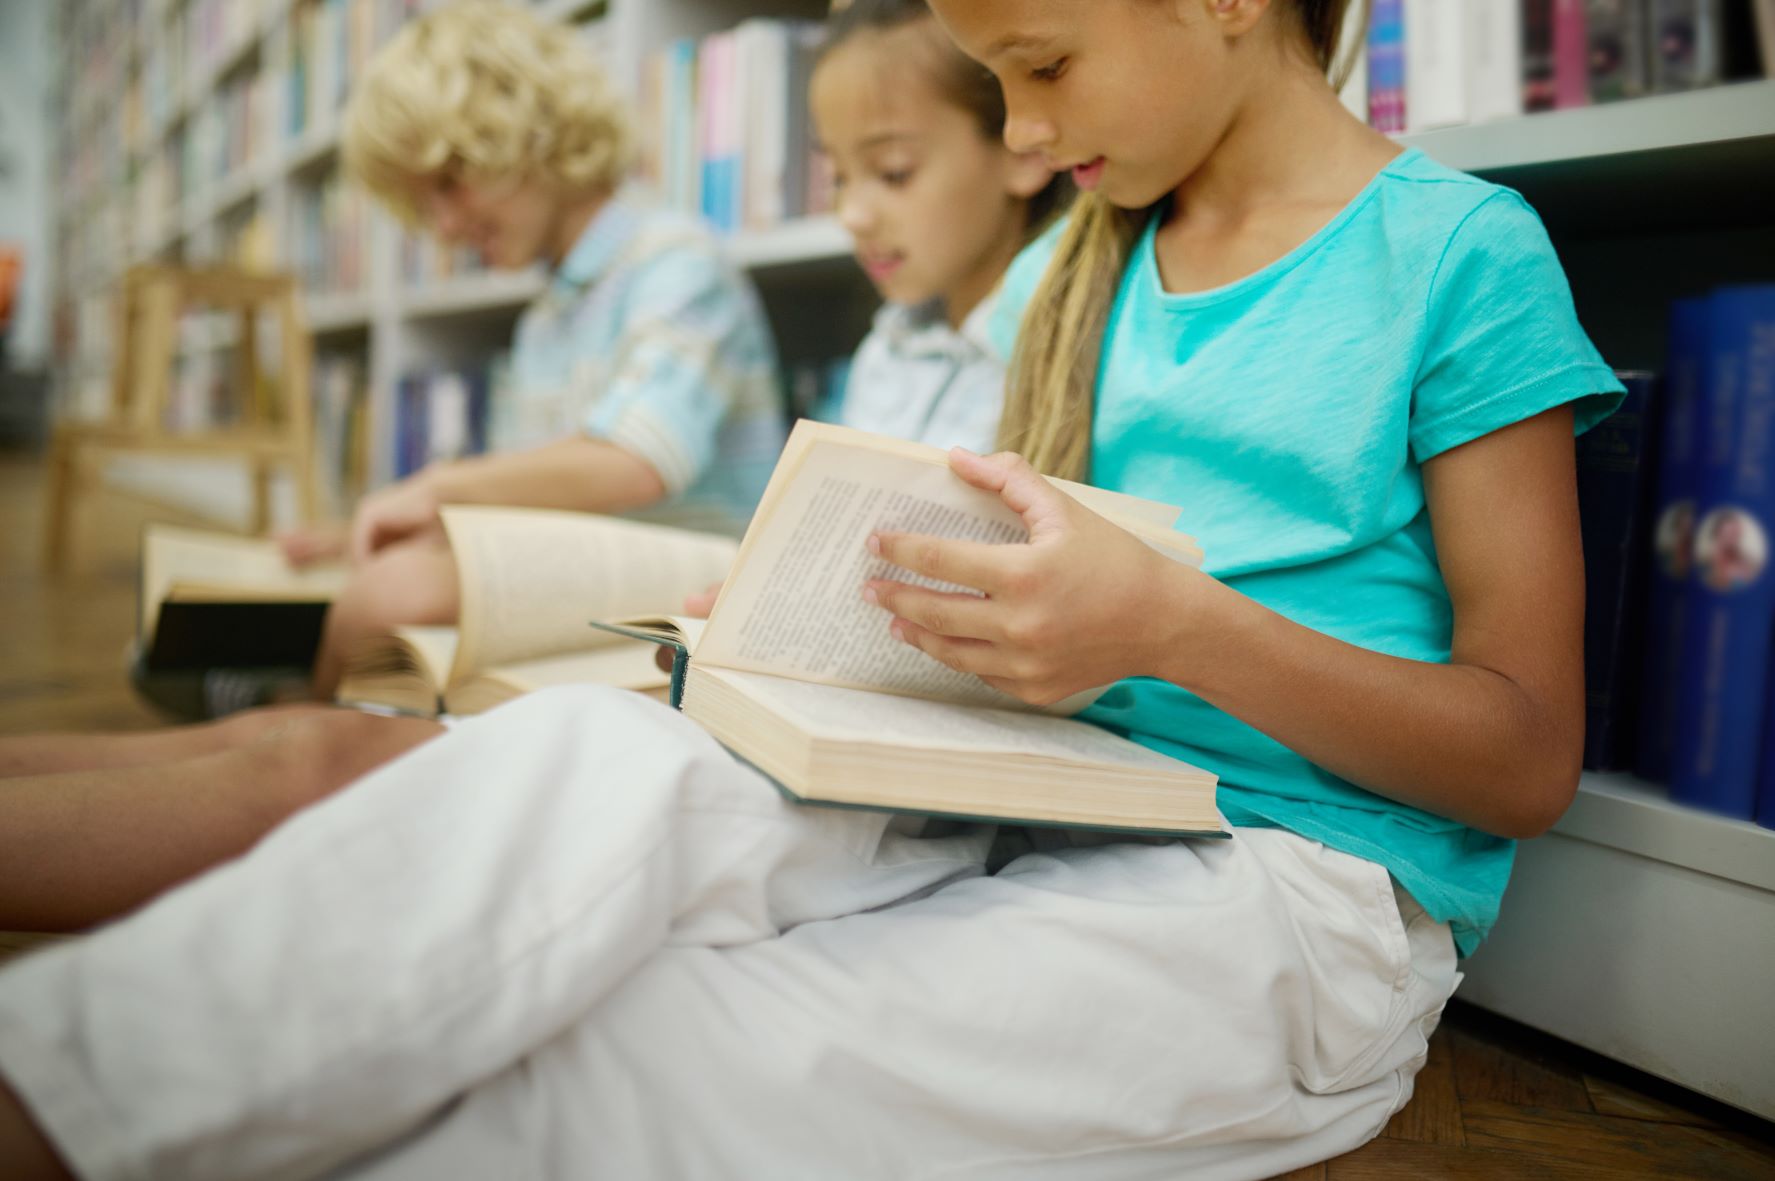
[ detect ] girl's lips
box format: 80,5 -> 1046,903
861,254 -> 904,281
1072,158 -> 1106,190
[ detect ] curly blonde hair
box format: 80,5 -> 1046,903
343,0 -> 636,222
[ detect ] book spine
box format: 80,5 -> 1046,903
1637,297 -> 1711,783
1468,0 -> 1525,123
1650,0 -> 1725,91
1522,0 -> 1559,110
1669,286 -> 1775,819
1585,0 -> 1651,101
1367,0 -> 1408,132
1577,372 -> 1661,771
1553,0 -> 1593,105
1404,0 -> 1470,130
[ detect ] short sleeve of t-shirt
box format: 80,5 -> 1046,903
1409,191 -> 1622,462
582,245 -> 760,495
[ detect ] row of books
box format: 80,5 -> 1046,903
1358,0 -> 1775,134
1582,284 -> 1775,829
184,68 -> 276,197
398,228 -> 489,288
288,0 -> 418,141
394,359 -> 511,479
638,20 -> 833,235
292,167 -> 372,296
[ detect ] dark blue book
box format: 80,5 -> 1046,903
1669,285 -> 1775,819
1635,298 -> 1710,782
1578,371 -> 1660,771
395,373 -> 430,479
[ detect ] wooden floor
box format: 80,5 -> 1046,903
2,449 -> 1774,1178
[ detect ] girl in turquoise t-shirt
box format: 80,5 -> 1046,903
0,2 -> 1622,1178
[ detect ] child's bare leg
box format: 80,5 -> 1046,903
275,519 -> 351,567
311,534 -> 461,701
0,1077 -> 72,1181
0,710 -> 443,931
0,705 -> 341,778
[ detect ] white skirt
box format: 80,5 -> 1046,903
0,685 -> 1459,1181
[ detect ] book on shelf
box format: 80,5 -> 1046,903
1554,0 -> 1594,107
313,354 -> 369,519
1577,371 -> 1661,772
1636,297 -> 1710,784
1649,0 -> 1725,91
1367,0 -> 1408,131
642,19 -> 827,234
335,506 -> 740,717
394,362 -> 506,479
1668,285 -> 1775,820
137,524 -> 347,675
1588,0 -> 1652,101
594,421 -> 1224,837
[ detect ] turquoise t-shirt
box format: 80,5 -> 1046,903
993,149 -> 1623,956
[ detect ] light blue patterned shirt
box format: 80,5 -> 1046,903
500,198 -> 786,535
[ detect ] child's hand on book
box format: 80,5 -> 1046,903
864,449 -> 1199,707
349,474 -> 448,564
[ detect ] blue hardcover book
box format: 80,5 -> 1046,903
1577,371 -> 1660,771
395,373 -> 430,479
1636,298 -> 1710,782
1669,285 -> 1775,818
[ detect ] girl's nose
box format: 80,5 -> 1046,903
837,188 -> 877,235
1003,110 -> 1057,156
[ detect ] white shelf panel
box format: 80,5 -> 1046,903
1402,79 -> 1775,174
1566,771 -> 1775,892
305,291 -> 374,333
399,269 -> 547,319
282,122 -> 341,176
725,217 -> 851,270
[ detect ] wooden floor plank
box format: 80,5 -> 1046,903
1264,1164 -> 1326,1180
1448,1022 -> 1596,1114
1460,1099 -> 1775,1181
1380,1022 -> 1466,1146
1327,1137 -> 1655,1180
1584,1073 -> 1721,1128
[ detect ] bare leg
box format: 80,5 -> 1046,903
0,710 -> 443,931
311,532 -> 460,701
276,519 -> 350,567
0,1077 -> 72,1181
0,704 -> 342,778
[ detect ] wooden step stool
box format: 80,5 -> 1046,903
43,265 -> 318,573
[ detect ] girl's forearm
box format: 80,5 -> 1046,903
427,437 -> 667,514
1151,568 -> 1582,839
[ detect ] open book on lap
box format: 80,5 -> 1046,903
596,421 -> 1225,837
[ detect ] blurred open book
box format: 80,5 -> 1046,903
336,507 -> 736,717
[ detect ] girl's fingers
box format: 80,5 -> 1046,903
947,448 -> 1072,539
887,618 -> 1003,678
868,532 -> 1013,594
865,581 -> 999,641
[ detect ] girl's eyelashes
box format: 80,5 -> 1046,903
1030,57 -> 1068,82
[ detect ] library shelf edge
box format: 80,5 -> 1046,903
1459,771 -> 1775,1123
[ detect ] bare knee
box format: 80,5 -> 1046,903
250,710 -> 445,814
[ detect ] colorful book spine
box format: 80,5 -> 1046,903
1577,372 -> 1662,772
1522,0 -> 1559,110
1586,0 -> 1651,100
1637,298 -> 1710,783
1553,0 -> 1593,106
1367,0 -> 1408,132
1669,286 -> 1775,819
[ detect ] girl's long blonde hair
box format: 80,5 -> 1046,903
998,0 -> 1369,482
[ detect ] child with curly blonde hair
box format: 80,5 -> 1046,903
283,0 -> 785,698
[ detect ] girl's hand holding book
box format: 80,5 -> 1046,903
864,448 -> 1200,708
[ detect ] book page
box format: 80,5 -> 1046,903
695,440 -> 1034,708
442,507 -> 737,683
696,667 -> 1198,772
142,525 -> 346,641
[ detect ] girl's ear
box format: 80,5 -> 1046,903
1002,148 -> 1056,201
1194,0 -> 1272,37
